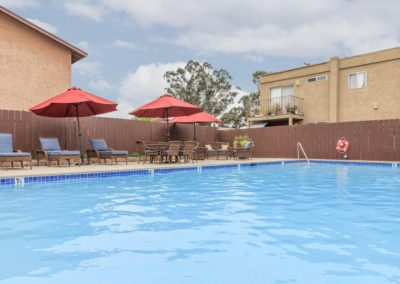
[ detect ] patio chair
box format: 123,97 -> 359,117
162,141 -> 181,163
87,138 -> 128,165
36,137 -> 81,166
204,143 -> 219,159
181,141 -> 199,163
234,140 -> 254,160
217,142 -> 231,160
0,133 -> 32,169
136,141 -> 159,164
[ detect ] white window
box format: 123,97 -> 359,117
269,86 -> 294,114
270,85 -> 294,100
307,75 -> 328,83
348,71 -> 367,89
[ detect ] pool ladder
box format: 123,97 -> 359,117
297,142 -> 310,164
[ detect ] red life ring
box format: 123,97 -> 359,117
336,138 -> 349,153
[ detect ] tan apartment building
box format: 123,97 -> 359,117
248,47 -> 400,126
0,6 -> 86,111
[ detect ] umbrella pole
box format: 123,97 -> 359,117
166,108 -> 170,141
193,123 -> 196,141
74,104 -> 83,164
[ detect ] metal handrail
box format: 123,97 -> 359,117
297,142 -> 309,164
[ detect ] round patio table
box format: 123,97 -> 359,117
146,143 -> 168,163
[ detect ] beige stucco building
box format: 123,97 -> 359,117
248,47 -> 400,126
0,6 -> 86,111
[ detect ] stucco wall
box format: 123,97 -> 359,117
0,13 -> 71,110
258,47 -> 400,124
259,66 -> 331,124
338,59 -> 400,122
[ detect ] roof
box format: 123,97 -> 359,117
260,46 -> 400,79
0,5 -> 87,63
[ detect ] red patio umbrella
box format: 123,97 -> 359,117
170,112 -> 219,141
30,87 -> 117,156
129,94 -> 202,140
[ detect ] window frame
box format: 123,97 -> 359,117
307,75 -> 328,83
269,85 -> 294,99
348,71 -> 367,89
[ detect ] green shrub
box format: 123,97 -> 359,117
233,135 -> 251,148
129,152 -> 143,157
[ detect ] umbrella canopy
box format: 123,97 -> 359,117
170,112 -> 219,141
129,94 -> 201,118
129,94 -> 202,140
30,87 -> 118,158
30,87 -> 117,117
170,111 -> 219,124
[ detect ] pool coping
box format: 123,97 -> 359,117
1,158 -> 399,187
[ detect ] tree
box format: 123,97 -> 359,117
164,60 -> 238,117
220,70 -> 269,128
220,107 -> 245,128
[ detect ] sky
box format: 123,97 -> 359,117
2,0 -> 399,118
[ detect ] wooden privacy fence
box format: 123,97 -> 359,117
218,120 -> 400,161
0,109 -> 167,154
1,109 -> 400,161
172,123 -> 218,145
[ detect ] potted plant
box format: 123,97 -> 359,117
270,104 -> 276,116
233,135 -> 251,148
285,102 -> 292,114
275,103 -> 282,115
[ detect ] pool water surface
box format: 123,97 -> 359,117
0,163 -> 399,284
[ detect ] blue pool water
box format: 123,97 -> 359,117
0,163 -> 400,284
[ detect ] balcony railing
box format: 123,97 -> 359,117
267,95 -> 304,116
247,95 -> 304,118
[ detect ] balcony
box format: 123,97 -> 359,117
247,95 -> 304,126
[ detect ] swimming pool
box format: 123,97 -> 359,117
0,162 -> 399,284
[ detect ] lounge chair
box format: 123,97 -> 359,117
205,142 -> 231,159
136,141 -> 159,164
36,137 -> 81,166
217,142 -> 231,160
87,138 -> 128,165
205,143 -> 219,159
0,133 -> 32,169
162,141 -> 181,163
233,140 -> 254,159
181,141 -> 199,163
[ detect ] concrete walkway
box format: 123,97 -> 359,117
0,158 -> 289,178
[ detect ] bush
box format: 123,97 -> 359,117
233,135 -> 251,148
129,152 -> 143,157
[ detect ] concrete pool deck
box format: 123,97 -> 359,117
0,158 -> 290,178
1,158 -> 398,180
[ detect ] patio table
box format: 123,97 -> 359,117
146,143 -> 168,163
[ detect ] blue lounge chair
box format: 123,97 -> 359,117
0,133 -> 32,169
37,137 -> 81,166
88,138 -> 128,165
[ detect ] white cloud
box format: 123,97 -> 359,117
88,79 -> 114,92
112,39 -> 137,49
227,88 -> 249,112
77,40 -> 90,51
114,62 -> 185,118
97,0 -> 400,58
1,0 -> 39,8
64,1 -> 105,22
244,54 -> 264,63
27,18 -> 58,34
72,61 -> 101,76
